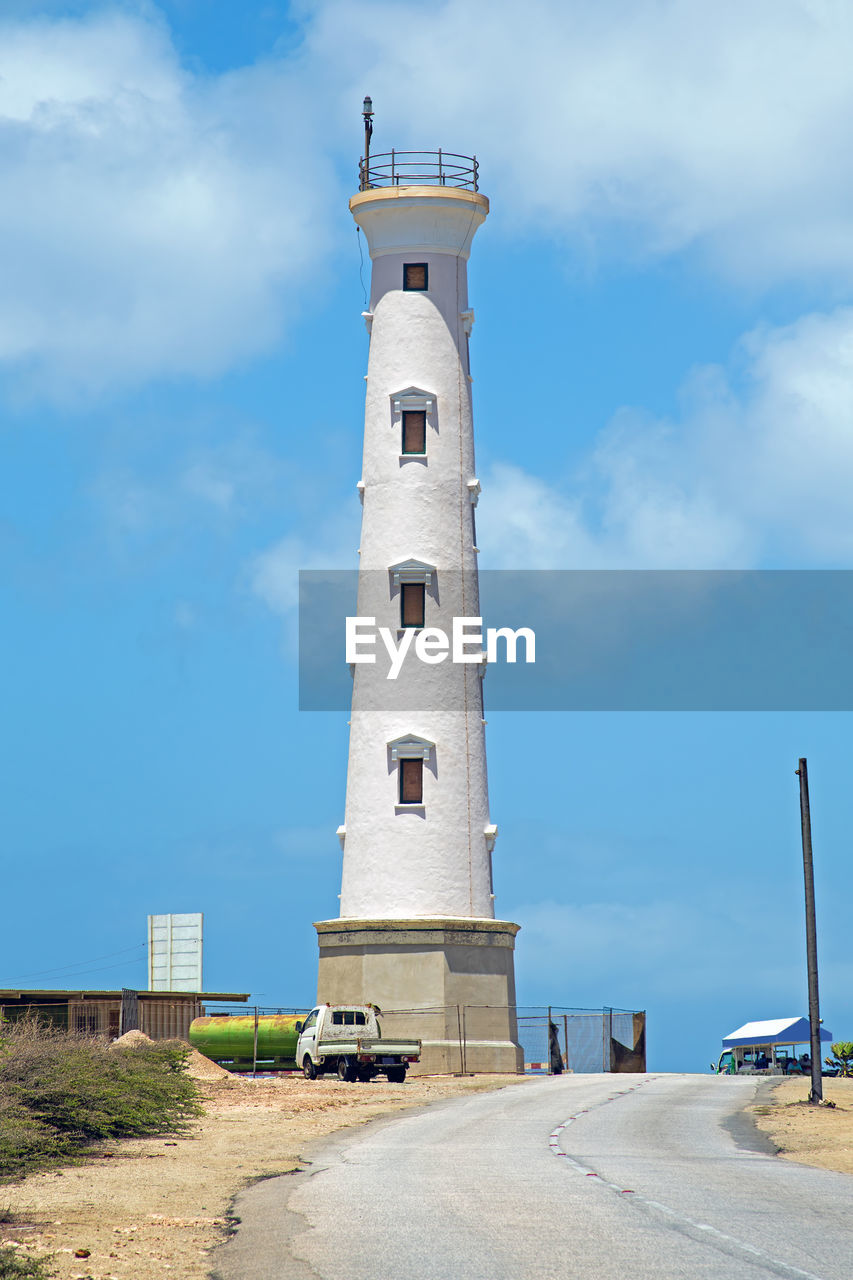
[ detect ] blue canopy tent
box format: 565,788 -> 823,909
722,1017 -> 832,1049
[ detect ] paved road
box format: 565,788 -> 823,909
212,1074 -> 853,1280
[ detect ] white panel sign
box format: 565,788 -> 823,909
147,913 -> 203,992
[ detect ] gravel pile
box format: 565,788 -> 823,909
110,1029 -> 153,1048
186,1048 -> 231,1081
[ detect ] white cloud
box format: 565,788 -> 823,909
250,511 -> 360,618
182,462 -> 236,512
306,0 -> 853,285
7,2 -> 853,397
479,307 -> 853,569
179,439 -> 291,514
92,465 -> 170,538
0,10 -> 338,397
91,434 -> 293,557
475,464 -> 604,570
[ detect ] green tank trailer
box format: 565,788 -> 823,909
189,1014 -> 306,1072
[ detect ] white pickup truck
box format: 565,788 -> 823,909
295,1004 -> 421,1083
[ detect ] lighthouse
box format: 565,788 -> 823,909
314,104 -> 523,1073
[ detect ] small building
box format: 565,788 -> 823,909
0,989 -> 249,1042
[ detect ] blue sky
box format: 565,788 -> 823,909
3,0 -> 853,1072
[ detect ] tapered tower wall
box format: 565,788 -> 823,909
315,183 -> 522,1072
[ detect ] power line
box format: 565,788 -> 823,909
4,958 -> 148,984
2,942 -> 147,984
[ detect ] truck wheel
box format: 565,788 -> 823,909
302,1056 -> 317,1080
386,1065 -> 406,1083
337,1057 -> 357,1083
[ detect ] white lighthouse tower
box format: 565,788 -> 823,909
315,104 -> 523,1073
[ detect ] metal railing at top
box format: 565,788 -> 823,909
359,150 -> 479,192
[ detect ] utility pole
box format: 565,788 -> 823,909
796,758 -> 823,1104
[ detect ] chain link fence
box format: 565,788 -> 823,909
197,1003 -> 645,1075
1,995 -> 645,1075
517,1008 -> 646,1074
353,1004 -> 646,1075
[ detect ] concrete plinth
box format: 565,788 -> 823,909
315,917 -> 524,1074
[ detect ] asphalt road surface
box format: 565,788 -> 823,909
212,1073 -> 853,1280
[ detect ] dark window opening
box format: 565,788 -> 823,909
404,263 -> 428,291
401,582 -> 425,628
402,409 -> 426,454
331,1010 -> 367,1026
471,504 -> 477,547
399,757 -> 423,804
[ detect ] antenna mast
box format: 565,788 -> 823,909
362,96 -> 374,190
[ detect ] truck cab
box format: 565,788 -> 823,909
295,1004 -> 420,1083
297,1005 -> 373,1061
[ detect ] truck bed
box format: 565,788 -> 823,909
316,1037 -> 420,1058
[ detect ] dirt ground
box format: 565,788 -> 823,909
0,1070 -> 523,1280
751,1076 -> 853,1174
6,1070 -> 851,1279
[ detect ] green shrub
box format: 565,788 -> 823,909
0,1023 -> 201,1182
0,1097 -> 69,1183
825,1041 -> 853,1078
0,1244 -> 54,1279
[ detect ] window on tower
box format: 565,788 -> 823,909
399,757 -> 423,804
403,263 -> 428,291
402,410 -> 426,455
400,582 -> 425,628
389,734 -> 433,808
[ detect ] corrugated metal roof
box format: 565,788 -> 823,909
0,989 -> 249,1001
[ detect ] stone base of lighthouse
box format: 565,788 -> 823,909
314,918 -> 524,1074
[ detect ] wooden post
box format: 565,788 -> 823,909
796,758 -> 823,1103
